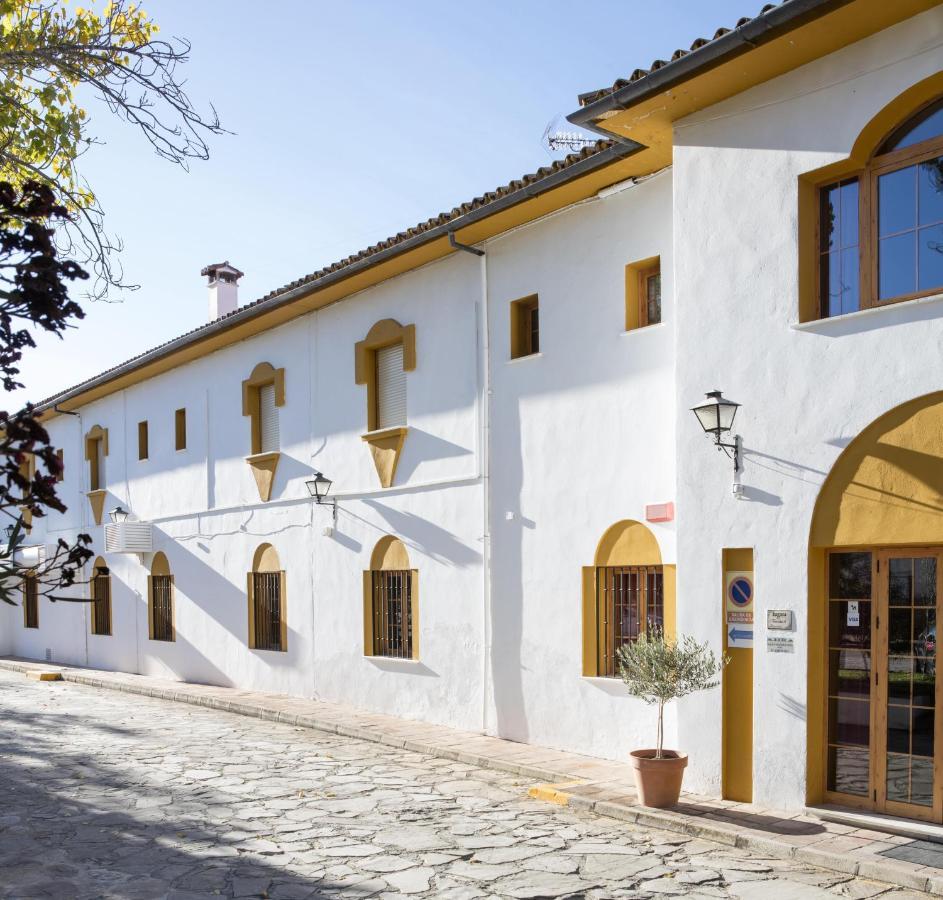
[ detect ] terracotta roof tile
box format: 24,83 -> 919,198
38,139 -> 616,410
576,3 -> 782,107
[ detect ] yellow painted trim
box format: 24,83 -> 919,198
40,156 -> 664,422
242,362 -> 286,454
581,566 -> 598,677
370,535 -> 411,571
722,548 -> 754,804
528,782 -> 585,805
594,519 -> 662,567
246,451 -> 280,502
362,426 -> 408,489
410,568 -> 420,661
625,256 -> 660,332
509,295 -> 539,359
663,564 -> 677,641
798,72 -> 943,321
362,570 -> 374,657
86,489 -> 106,526
252,542 -> 281,573
25,671 -> 61,681
583,0 -> 939,160
355,319 -> 416,435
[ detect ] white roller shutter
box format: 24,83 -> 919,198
376,343 -> 406,429
259,382 -> 279,452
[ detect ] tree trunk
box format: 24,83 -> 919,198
656,700 -> 664,759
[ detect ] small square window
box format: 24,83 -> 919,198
174,409 -> 186,451
510,295 -> 539,359
625,257 -> 662,330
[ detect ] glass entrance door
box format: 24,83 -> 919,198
876,552 -> 941,820
826,549 -> 942,821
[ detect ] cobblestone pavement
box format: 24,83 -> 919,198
0,672 -> 927,900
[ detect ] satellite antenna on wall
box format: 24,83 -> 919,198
541,114 -> 597,155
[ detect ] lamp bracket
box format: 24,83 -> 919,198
315,496 -> 338,525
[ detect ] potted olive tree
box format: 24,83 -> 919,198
617,627 -> 728,808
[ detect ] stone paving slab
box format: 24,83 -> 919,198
1,655 -> 940,895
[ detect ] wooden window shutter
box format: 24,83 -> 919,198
175,409 -> 187,451
376,343 -> 406,429
409,569 -> 419,660
581,566 -> 599,677
246,572 -> 256,649
259,382 -> 279,452
278,570 -> 287,652
363,571 -> 374,656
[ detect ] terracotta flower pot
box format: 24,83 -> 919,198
629,749 -> 688,808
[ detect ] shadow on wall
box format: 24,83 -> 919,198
137,526 -> 300,687
489,395 -> 527,743
394,428 -> 473,482
0,683 -> 344,897
361,500 -> 481,569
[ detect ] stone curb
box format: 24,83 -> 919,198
0,658 -> 936,896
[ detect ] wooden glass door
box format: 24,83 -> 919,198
826,549 -> 943,821
875,551 -> 941,820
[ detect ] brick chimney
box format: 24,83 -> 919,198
201,261 -> 243,321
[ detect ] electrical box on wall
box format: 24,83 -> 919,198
645,502 -> 674,523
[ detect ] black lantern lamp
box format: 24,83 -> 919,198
305,471 -> 337,523
691,390 -> 743,496
4,521 -> 16,541
108,506 -> 130,524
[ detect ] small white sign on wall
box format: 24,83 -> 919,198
767,609 -> 792,631
767,636 -> 795,653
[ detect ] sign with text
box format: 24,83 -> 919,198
725,571 -> 754,625
767,609 -> 792,631
767,635 -> 794,653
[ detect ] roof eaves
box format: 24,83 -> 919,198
37,137 -> 643,414
569,0 -> 850,124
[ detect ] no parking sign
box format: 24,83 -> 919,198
725,572 -> 754,625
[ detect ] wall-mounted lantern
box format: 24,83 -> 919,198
305,471 -> 337,526
108,506 -> 130,524
691,389 -> 743,498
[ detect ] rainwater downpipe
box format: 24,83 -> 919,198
449,231 -> 492,734
53,403 -> 89,665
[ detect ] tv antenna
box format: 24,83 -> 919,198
541,115 -> 597,154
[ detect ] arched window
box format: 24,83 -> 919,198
364,536 -> 418,659
818,96 -> 943,317
148,552 -> 175,642
247,543 -> 286,652
581,520 -> 674,677
90,557 -> 111,636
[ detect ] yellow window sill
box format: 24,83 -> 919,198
245,451 -> 280,502
361,427 -> 408,489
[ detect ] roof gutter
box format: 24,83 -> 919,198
567,0 -> 853,133
37,139 -> 643,415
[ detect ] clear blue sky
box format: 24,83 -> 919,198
23,0 -> 752,407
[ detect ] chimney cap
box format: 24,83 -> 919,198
201,260 -> 244,282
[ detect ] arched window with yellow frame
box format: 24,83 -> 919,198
807,79 -> 943,320
247,543 -> 286,652
148,551 -> 175,642
581,520 -> 675,677
363,536 -> 418,660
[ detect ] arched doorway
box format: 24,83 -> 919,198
809,392 -> 943,820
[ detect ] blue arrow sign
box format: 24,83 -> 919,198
728,626 -> 753,643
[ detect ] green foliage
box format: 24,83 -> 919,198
0,1 -> 223,297
617,628 -> 728,758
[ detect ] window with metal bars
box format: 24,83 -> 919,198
23,575 -> 38,629
371,570 -> 413,658
150,574 -> 174,642
596,565 -> 664,677
91,570 -> 112,636
251,571 -> 284,651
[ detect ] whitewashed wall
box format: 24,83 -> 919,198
485,170 -> 677,761
673,7 -> 943,807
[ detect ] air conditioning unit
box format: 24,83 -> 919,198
104,522 -> 153,554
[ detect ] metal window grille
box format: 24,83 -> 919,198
23,576 -> 38,629
646,272 -> 662,325
372,570 -> 412,658
151,575 -> 173,642
252,572 -> 282,651
92,573 -> 111,636
597,565 -> 664,677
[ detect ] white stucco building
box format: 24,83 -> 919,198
6,0 -> 943,822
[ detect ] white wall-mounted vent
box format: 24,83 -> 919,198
14,544 -> 46,567
104,522 -> 153,554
